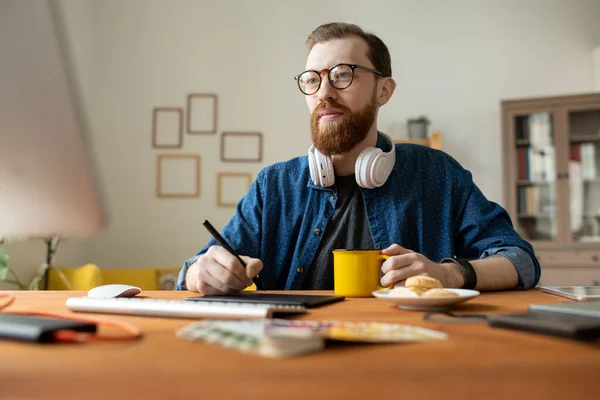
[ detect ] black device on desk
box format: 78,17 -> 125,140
487,301 -> 600,341
540,286 -> 600,301
186,293 -> 345,308
0,315 -> 97,343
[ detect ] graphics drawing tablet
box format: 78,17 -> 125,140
185,293 -> 345,308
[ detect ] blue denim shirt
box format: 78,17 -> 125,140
178,133 -> 540,291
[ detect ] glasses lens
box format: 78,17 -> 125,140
330,64 -> 353,89
298,71 -> 320,95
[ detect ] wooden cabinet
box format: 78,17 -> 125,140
502,93 -> 600,284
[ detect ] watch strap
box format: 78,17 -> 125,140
441,258 -> 477,290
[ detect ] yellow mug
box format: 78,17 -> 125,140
333,249 -> 391,297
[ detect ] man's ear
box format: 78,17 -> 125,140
377,78 -> 396,106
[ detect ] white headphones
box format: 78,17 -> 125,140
308,132 -> 396,189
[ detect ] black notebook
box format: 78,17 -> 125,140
185,293 -> 345,308
487,310 -> 600,341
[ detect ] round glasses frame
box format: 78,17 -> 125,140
294,63 -> 384,95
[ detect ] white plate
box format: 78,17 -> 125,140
372,288 -> 480,311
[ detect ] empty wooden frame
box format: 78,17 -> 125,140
217,172 -> 253,207
152,107 -> 183,148
187,93 -> 217,134
156,154 -> 201,198
221,132 -> 263,162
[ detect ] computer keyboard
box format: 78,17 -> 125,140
66,297 -> 308,319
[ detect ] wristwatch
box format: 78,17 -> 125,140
441,258 -> 477,290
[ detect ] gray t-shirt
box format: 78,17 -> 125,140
303,174 -> 375,290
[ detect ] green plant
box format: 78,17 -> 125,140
0,236 -> 69,290
0,238 -> 28,290
407,115 -> 430,125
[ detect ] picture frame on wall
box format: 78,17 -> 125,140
216,172 -> 253,207
221,131 -> 263,162
152,107 -> 183,149
156,154 -> 201,198
187,93 -> 218,134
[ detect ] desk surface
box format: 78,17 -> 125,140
1,290 -> 599,399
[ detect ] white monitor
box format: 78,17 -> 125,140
0,0 -> 106,238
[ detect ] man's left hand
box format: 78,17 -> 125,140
380,244 -> 463,288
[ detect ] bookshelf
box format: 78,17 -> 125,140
502,93 -> 600,285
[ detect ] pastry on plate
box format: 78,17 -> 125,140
405,275 -> 443,290
389,286 -> 425,297
421,288 -> 459,297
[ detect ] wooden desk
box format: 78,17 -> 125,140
1,290 -> 599,399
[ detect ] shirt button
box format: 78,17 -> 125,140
329,196 -> 335,202
314,228 -> 321,235
297,267 -> 304,273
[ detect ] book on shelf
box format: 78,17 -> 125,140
525,186 -> 539,214
570,142 -> 581,162
518,147 -> 527,180
582,143 -> 597,179
516,112 -> 552,142
516,116 -> 529,140
543,147 -> 556,181
529,113 -> 552,147
517,113 -> 554,182
519,185 -> 556,216
518,147 -> 555,182
569,143 -> 597,180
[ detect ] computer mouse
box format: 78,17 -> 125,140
87,284 -> 142,299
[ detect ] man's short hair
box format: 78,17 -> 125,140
306,22 -> 392,78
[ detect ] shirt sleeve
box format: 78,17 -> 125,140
480,246 -> 537,290
449,156 -> 541,290
176,171 -> 265,291
176,254 -> 201,291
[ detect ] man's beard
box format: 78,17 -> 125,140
311,91 -> 377,156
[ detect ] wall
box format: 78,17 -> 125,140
3,0 -> 600,285
595,0 -> 600,90
594,47 -> 600,91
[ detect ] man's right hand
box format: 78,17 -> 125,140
184,245 -> 263,295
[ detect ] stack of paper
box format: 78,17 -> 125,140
177,319 -> 447,358
177,319 -> 324,358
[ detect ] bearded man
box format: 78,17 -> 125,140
178,23 -> 539,294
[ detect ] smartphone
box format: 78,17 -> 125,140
0,314 -> 97,343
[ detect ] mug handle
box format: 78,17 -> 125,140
377,254 -> 393,290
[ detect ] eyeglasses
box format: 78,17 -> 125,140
294,63 -> 384,95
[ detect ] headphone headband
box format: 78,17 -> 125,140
308,133 -> 396,189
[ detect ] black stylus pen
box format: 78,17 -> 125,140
202,220 -> 263,290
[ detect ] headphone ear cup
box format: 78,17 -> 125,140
316,151 -> 335,187
308,146 -> 320,185
355,133 -> 397,189
370,153 -> 392,187
355,148 -> 382,189
308,146 -> 335,187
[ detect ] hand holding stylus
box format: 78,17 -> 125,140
184,221 -> 263,295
